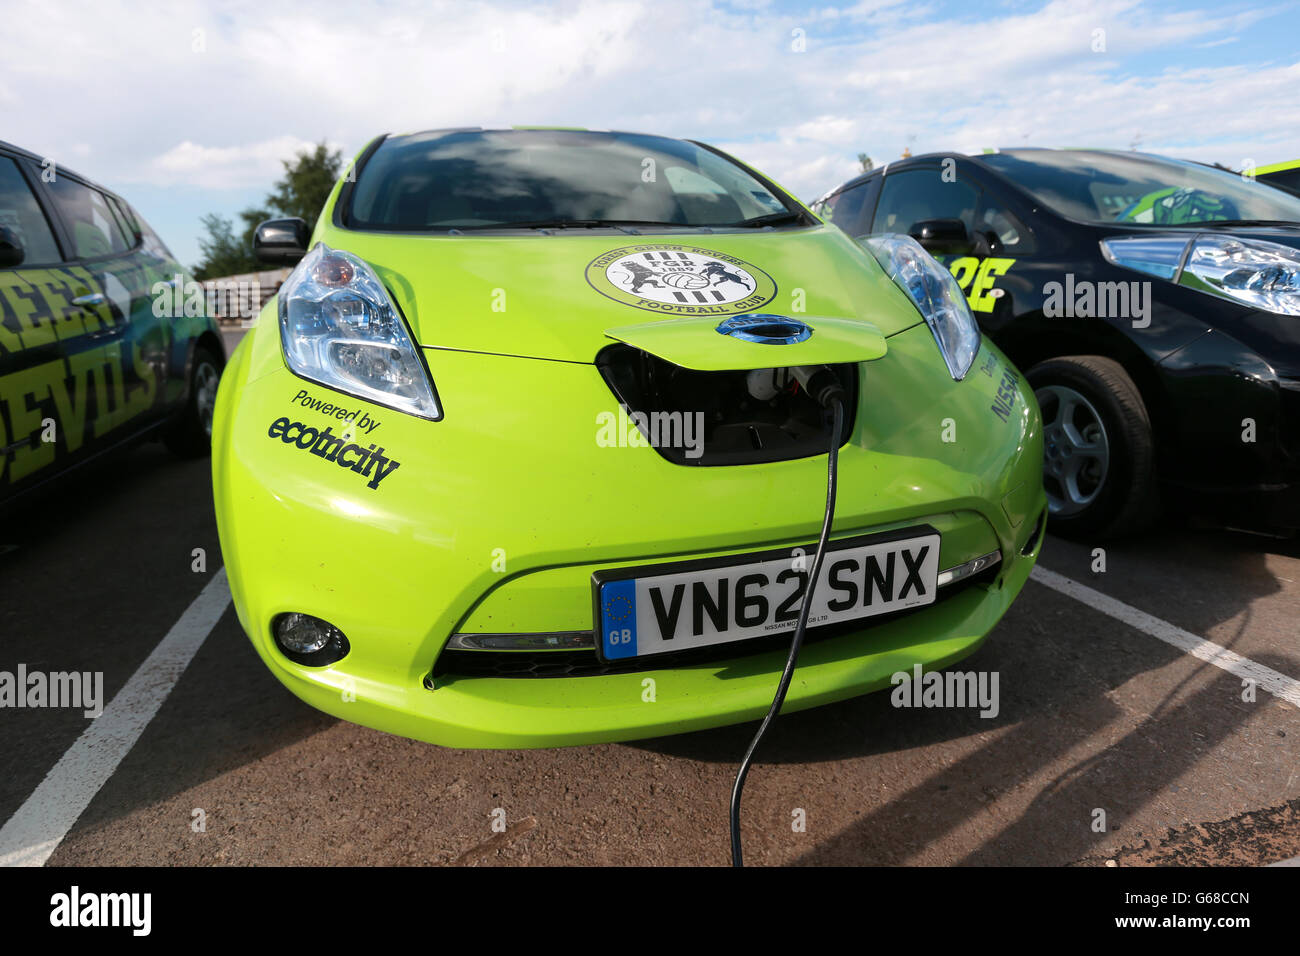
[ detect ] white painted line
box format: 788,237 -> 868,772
0,568 -> 231,867
1030,565 -> 1300,708
1270,855 -> 1300,867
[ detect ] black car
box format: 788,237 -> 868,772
0,140 -> 225,505
812,148 -> 1300,537
1258,159 -> 1300,198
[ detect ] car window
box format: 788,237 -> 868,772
823,179 -> 877,237
107,195 -> 141,246
981,150 -> 1300,225
348,129 -> 800,230
1262,168 -> 1300,198
121,200 -> 174,262
0,156 -> 62,265
974,194 -> 1033,253
871,168 -> 978,235
45,176 -> 131,258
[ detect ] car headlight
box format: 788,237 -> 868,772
1183,236 -> 1300,315
1101,234 -> 1300,316
278,243 -> 441,419
862,233 -> 980,380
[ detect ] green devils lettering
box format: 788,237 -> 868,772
48,348 -> 101,454
969,258 -> 1014,312
0,384 -> 8,482
87,343 -> 155,437
1,361 -> 57,481
945,256 -> 1016,313
0,284 -> 32,355
0,267 -> 114,355
949,256 -> 980,293
6,280 -> 56,350
39,268 -> 102,342
0,345 -> 160,486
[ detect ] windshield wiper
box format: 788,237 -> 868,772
1194,219 -> 1300,229
724,210 -> 807,228
456,218 -> 687,231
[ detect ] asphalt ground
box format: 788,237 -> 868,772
1,326 -> 1298,867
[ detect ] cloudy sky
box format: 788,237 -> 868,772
3,0 -> 1298,267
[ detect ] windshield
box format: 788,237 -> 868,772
347,129 -> 799,231
980,150 -> 1300,226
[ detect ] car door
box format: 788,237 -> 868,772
870,163 -> 1033,326
103,193 -> 181,409
0,152 -> 109,497
40,170 -> 167,452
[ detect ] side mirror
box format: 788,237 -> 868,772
909,218 -> 971,254
253,217 -> 310,265
0,225 -> 24,268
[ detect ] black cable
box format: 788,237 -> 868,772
729,396 -> 844,867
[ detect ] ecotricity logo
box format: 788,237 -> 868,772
267,417 -> 401,490
587,244 -> 777,315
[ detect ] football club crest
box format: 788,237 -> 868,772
586,244 -> 777,315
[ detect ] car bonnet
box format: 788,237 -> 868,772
312,223 -> 925,365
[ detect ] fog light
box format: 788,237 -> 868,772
272,613 -> 350,666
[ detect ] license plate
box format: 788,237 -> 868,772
593,527 -> 941,661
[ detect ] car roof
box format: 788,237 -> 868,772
1257,158 -> 1300,176
0,138 -> 124,202
814,150 -> 969,203
387,126 -> 691,141
815,147 -> 1224,204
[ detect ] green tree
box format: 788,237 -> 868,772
858,152 -> 873,172
192,140 -> 343,277
193,213 -> 256,280
265,141 -> 343,232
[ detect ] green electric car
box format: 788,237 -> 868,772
212,127 -> 1045,748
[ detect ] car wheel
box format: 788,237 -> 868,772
1025,355 -> 1158,539
164,346 -> 221,458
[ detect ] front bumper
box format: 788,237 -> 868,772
214,318 -> 1046,748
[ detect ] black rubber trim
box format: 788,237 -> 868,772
432,567 -> 988,680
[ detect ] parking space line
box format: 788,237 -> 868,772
1030,566 -> 1300,708
0,569 -> 232,867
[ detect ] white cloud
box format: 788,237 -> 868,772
0,0 -> 1296,234
147,137 -> 324,188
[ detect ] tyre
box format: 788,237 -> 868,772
164,346 -> 221,458
1025,355 -> 1158,539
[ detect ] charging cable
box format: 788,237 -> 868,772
729,371 -> 846,867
